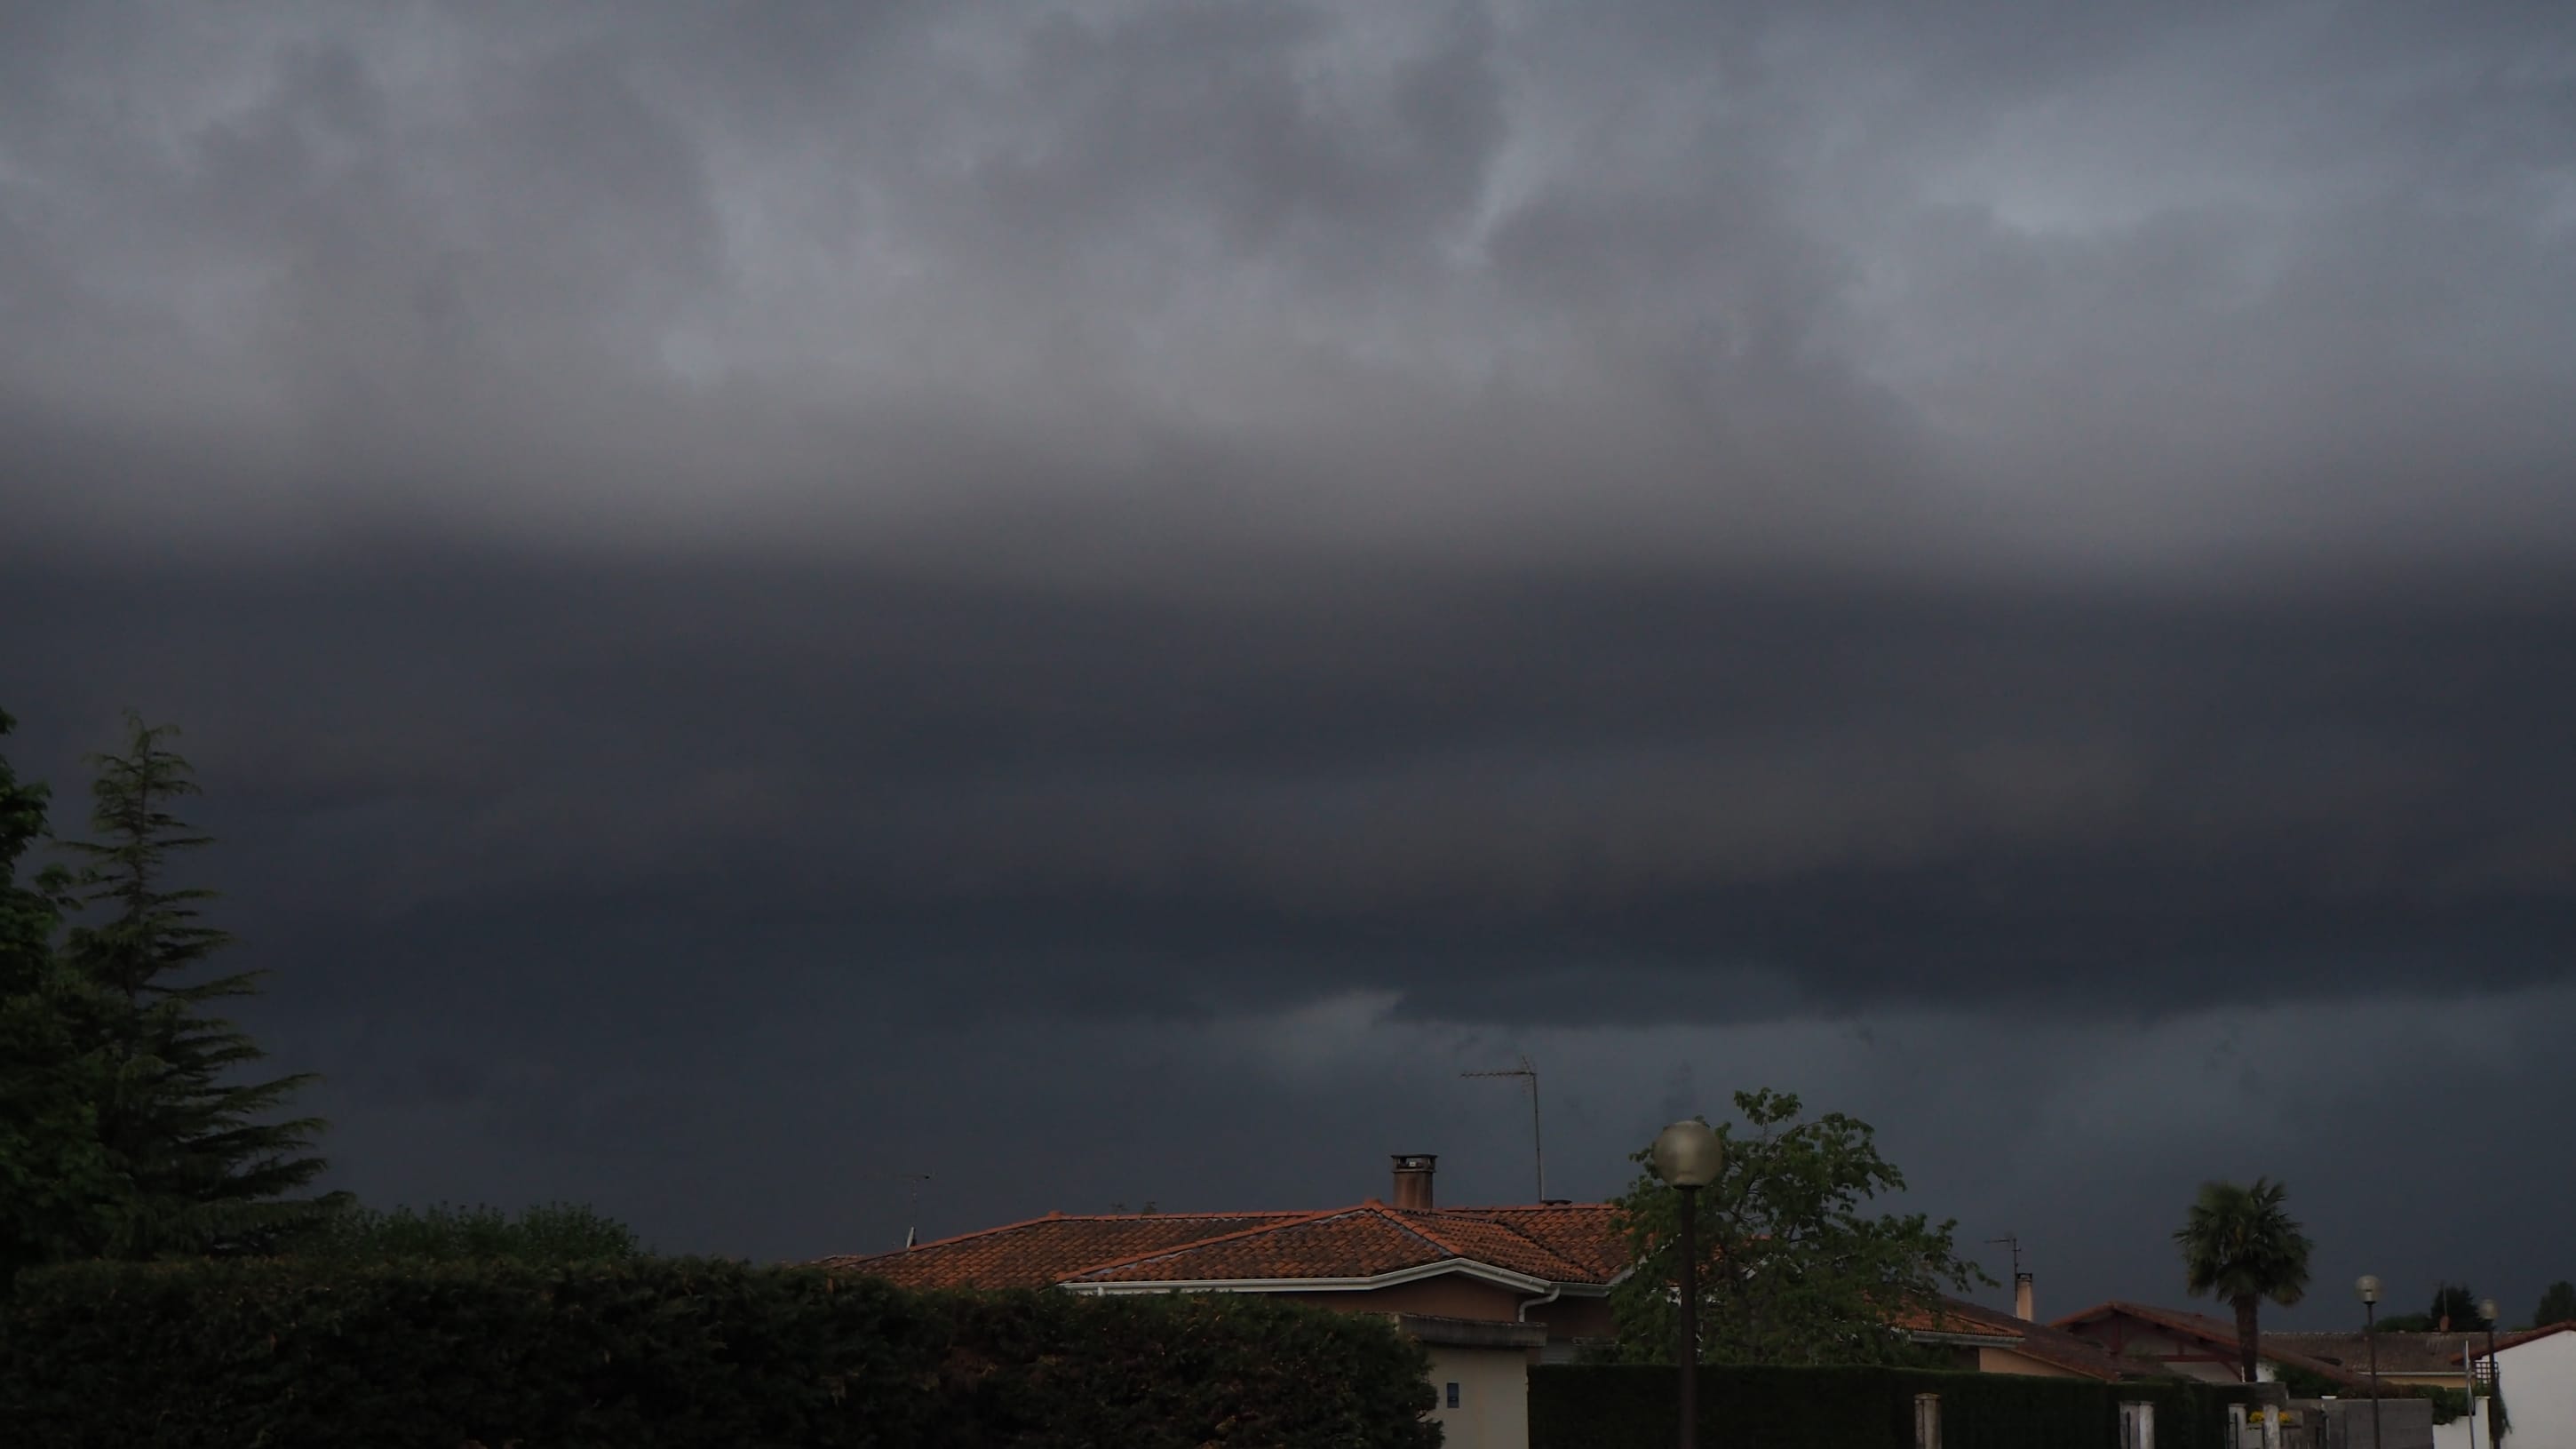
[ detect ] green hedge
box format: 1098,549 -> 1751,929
0,1257 -> 1439,1448
1531,1364 -> 2256,1449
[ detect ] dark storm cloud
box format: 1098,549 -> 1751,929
6,0 -> 2576,1281
7,547 -> 2570,1031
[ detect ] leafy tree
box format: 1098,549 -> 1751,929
2535,1281 -> 2576,1327
282,1200 -> 643,1264
52,714 -> 348,1258
0,708 -> 124,1282
2428,1281 -> 2485,1329
2174,1177 -> 2313,1382
0,707 -> 60,992
1604,1087 -> 1988,1366
2373,1283 -> 2490,1333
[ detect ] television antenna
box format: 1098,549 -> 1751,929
1987,1233 -> 2024,1282
1462,1055 -> 1545,1201
886,1173 -> 933,1250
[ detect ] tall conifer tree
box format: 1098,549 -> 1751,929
54,714 -> 346,1257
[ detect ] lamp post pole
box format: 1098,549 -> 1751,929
1678,1182 -> 1699,1449
1650,1119 -> 1725,1449
2482,1298 -> 2503,1445
2359,1276 -> 2383,1449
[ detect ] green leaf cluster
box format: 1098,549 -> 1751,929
1602,1087 -> 1990,1366
2173,1177 -> 2312,1384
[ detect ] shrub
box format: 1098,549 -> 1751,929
1530,1363 -> 2252,1449
277,1199 -> 643,1264
0,1257 -> 1438,1449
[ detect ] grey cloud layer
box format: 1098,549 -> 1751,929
6,0 -> 2572,577
9,0 -> 2575,1291
7,551 -> 2569,1029
6,0 -> 2571,1023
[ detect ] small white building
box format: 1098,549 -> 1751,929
2435,1321 -> 2576,1449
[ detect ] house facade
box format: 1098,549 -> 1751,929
2454,1322 -> 2576,1449
1897,1293 -> 2184,1382
2052,1302 -> 2376,1390
2050,1304 -> 2576,1449
2266,1331 -> 2496,1393
819,1154 -> 1623,1449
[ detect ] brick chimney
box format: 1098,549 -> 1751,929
2014,1271 -> 2035,1323
1391,1154 -> 1437,1210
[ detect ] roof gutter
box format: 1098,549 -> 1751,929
1519,1283 -> 1562,1324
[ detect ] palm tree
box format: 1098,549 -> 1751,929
2174,1178 -> 2314,1383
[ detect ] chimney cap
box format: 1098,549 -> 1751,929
1390,1154 -> 1436,1210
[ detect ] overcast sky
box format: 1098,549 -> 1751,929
7,0 -> 2575,1328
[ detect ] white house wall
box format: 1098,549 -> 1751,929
1422,1343 -> 1530,1449
2496,1331 -> 2576,1449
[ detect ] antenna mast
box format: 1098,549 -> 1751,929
1462,1055 -> 1544,1201
887,1173 -> 933,1250
1986,1232 -> 2022,1281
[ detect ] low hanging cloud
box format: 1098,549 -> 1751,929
7,551 -> 2569,1031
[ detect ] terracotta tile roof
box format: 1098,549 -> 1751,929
2455,1321 -> 2576,1362
2270,1331 -> 2500,1377
1895,1296 -> 2179,1381
1063,1206 -> 1609,1286
2051,1302 -> 2373,1389
815,1212 -> 1305,1290
1391,1210 -> 1610,1282
821,1200 -> 1625,1291
1890,1299 -> 2021,1341
1070,1208 -> 1461,1283
1463,1203 -> 1630,1280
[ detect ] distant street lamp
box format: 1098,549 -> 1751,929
1650,1120 -> 1725,1449
2358,1276 -> 2383,1449
2481,1298 -> 2503,1445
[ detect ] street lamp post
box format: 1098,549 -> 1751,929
2482,1297 -> 2503,1445
1650,1120 -> 1725,1449
2359,1276 -> 2383,1449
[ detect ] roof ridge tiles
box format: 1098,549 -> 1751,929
1393,1206 -> 1593,1279
1058,1205 -> 1371,1281
812,1208 -> 1308,1276
1374,1205 -> 1473,1257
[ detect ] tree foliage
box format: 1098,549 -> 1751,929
2535,1280 -> 2576,1328
2428,1280 -> 2485,1329
1604,1087 -> 1988,1366
2174,1177 -> 2312,1383
0,710 -> 343,1278
0,709 -> 119,1282
283,1200 -> 643,1264
0,708 -> 60,991
2370,1281 -> 2494,1334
